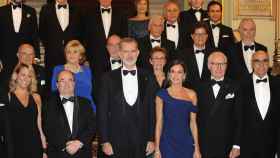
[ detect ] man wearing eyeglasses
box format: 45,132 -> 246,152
240,50 -> 280,158
196,51 -> 242,158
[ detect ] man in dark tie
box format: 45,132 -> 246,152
98,37 -> 156,158
228,18 -> 267,81
137,15 -> 175,70
106,35 -> 122,71
0,0 -> 39,90
178,23 -> 212,88
206,1 -> 234,52
42,70 -> 96,158
39,0 -> 83,90
197,51 -> 242,158
241,50 -> 280,158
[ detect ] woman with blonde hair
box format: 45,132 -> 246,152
7,63 -> 47,158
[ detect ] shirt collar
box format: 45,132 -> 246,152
193,45 -> 205,51
211,76 -> 224,81
253,73 -> 268,81
150,35 -> 161,40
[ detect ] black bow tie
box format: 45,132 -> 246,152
256,78 -> 267,83
58,4 -> 67,9
211,23 -> 221,29
12,4 -> 21,9
111,59 -> 121,64
167,23 -> 176,28
61,96 -> 75,104
244,45 -> 255,51
101,8 -> 111,13
151,39 -> 160,43
211,79 -> 223,86
123,70 -> 136,76
191,8 -> 203,13
195,49 -> 205,54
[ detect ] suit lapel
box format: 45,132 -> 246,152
248,77 -> 263,121
96,6 -> 107,40
6,5 -> 16,33
137,69 -> 146,103
210,80 -> 230,116
56,95 -> 72,139
51,4 -> 64,32
71,96 -> 79,139
237,42 -> 250,74
65,4 -> 74,32
19,5 -> 27,33
190,49 -> 201,79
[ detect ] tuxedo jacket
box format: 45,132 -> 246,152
42,93 -> 96,158
197,78 -> 242,157
227,41 -> 267,81
97,68 -> 157,148
0,4 -> 39,74
137,34 -> 175,71
39,2 -> 83,69
205,21 -> 235,53
33,64 -> 46,98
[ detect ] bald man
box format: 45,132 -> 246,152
106,35 -> 122,71
197,51 -> 242,158
241,50 -> 280,158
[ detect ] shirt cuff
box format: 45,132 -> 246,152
233,145 -> 240,149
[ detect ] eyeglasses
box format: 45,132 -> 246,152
253,59 -> 269,65
193,33 -> 207,37
210,62 -> 227,67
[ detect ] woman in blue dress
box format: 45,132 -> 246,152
155,59 -> 201,158
51,40 -> 96,112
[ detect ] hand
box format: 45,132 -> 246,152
193,148 -> 201,158
154,150 -> 161,158
146,141 -> 155,156
0,61 -> 3,72
229,148 -> 240,158
102,142 -> 114,156
65,140 -> 82,155
42,152 -> 48,158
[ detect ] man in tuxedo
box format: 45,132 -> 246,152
17,44 -> 46,98
197,51 -> 242,158
0,89 -> 10,158
98,37 -> 156,158
241,50 -> 280,158
178,23 -> 212,88
206,1 -> 234,52
106,34 -> 122,71
39,0 -> 83,89
137,15 -> 175,70
228,18 -> 267,81
162,0 -> 188,51
179,0 -> 209,47
0,0 -> 39,90
42,70 -> 96,158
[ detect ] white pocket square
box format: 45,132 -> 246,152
222,35 -> 230,38
225,93 -> 235,99
0,103 -> 6,107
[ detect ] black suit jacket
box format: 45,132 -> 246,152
0,4 -> 39,80
42,93 -> 96,158
39,3 -> 83,69
227,41 -> 267,81
137,34 -> 175,71
197,78 -> 242,157
206,21 -> 235,53
241,75 -> 280,157
97,68 -> 156,148
33,64 -> 46,98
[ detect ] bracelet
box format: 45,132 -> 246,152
154,150 -> 160,154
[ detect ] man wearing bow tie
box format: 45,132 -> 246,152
196,51 -> 242,158
240,50 -> 280,158
106,35 -> 122,71
0,0 -> 39,91
228,18 -> 267,81
206,1 -> 234,52
177,23 -> 212,88
98,37 -> 157,158
42,70 -> 96,158
137,15 -> 175,71
39,0 -> 83,91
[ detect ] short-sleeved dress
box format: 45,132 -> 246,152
157,89 -> 197,158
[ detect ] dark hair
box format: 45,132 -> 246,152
119,37 -> 138,50
191,22 -> 209,35
207,1 -> 222,12
149,46 -> 168,60
167,59 -> 187,74
134,0 -> 149,16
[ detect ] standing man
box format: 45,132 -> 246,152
206,1 -> 234,52
106,34 -> 122,71
197,51 -> 242,158
98,37 -> 156,158
39,0 -> 83,89
42,70 -> 96,158
0,0 -> 39,89
241,50 -> 280,158
228,18 -> 267,81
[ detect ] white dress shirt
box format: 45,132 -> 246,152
192,7 -> 202,21
110,57 -> 122,70
150,35 -> 161,48
56,3 -> 69,31
101,6 -> 112,38
210,21 -> 220,48
61,96 -> 74,133
11,5 -> 22,33
253,74 -> 270,120
166,21 -> 179,48
194,45 -> 205,78
121,66 -> 138,106
211,77 -> 223,98
242,42 -> 255,73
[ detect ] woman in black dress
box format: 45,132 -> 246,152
7,63 -> 47,158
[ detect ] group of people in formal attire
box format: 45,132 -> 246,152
0,0 -> 280,158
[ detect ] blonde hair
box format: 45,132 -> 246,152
64,40 -> 86,64
9,63 -> 38,93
